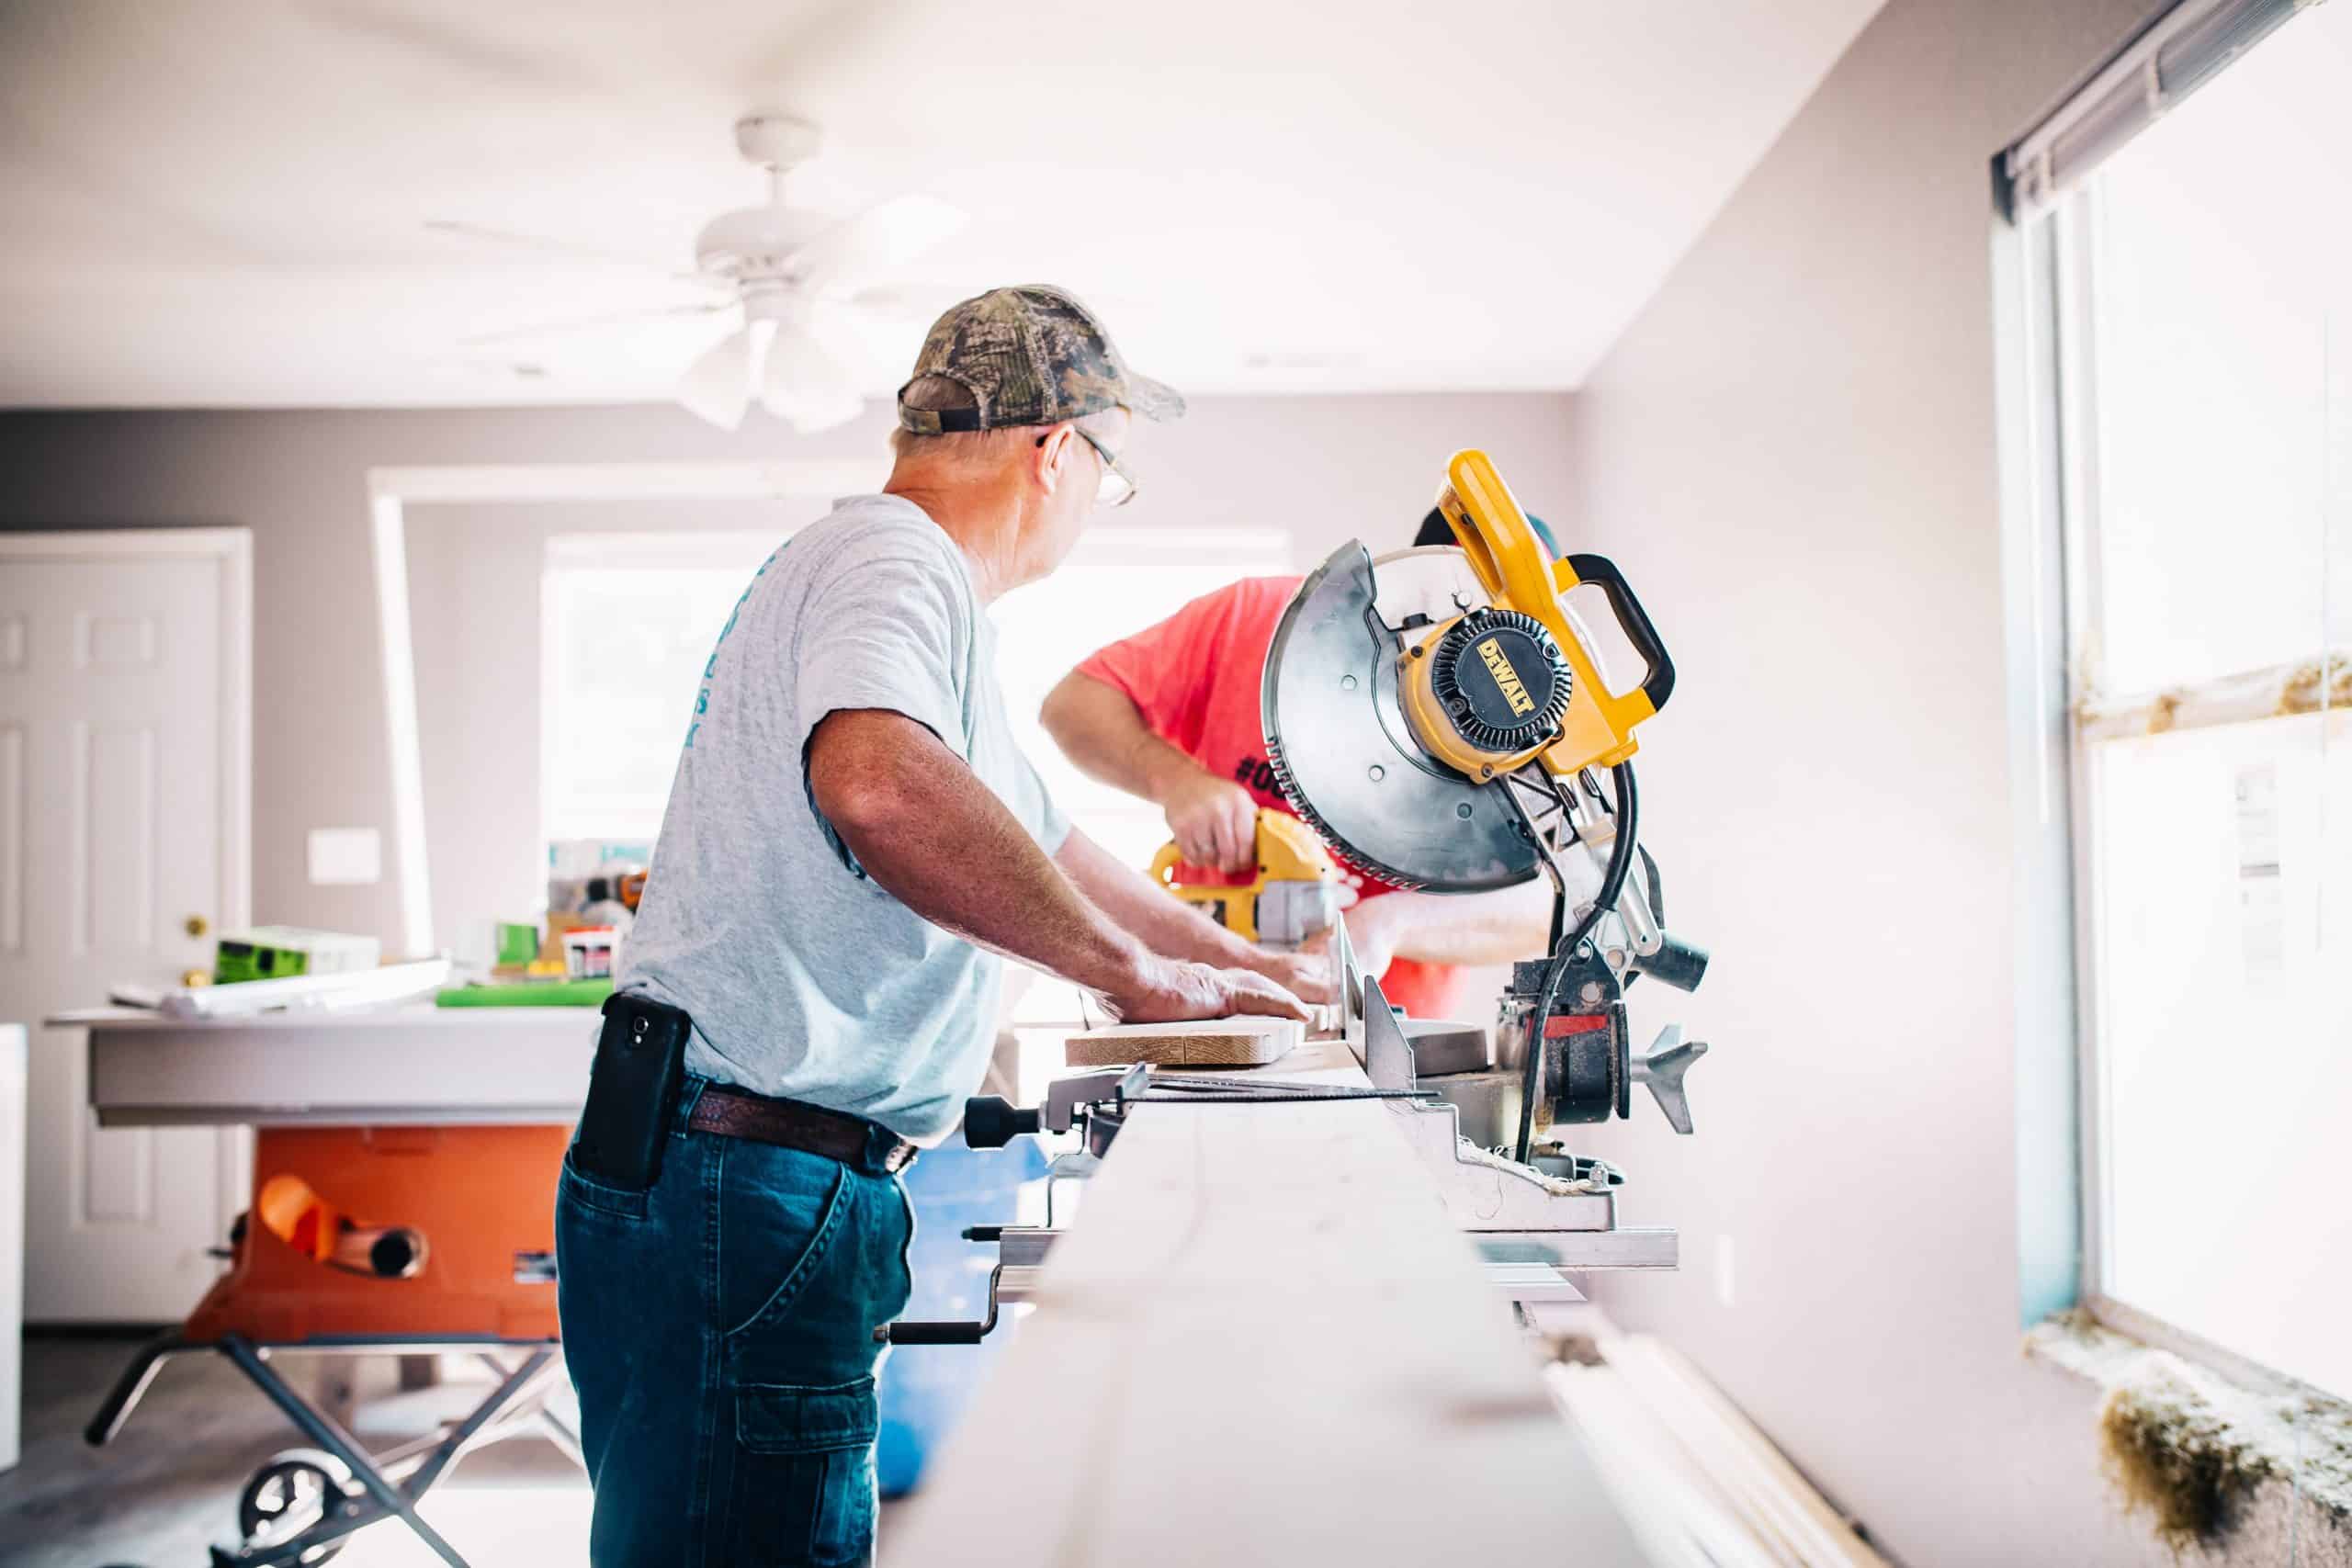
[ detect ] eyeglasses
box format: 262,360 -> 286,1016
1039,424 -> 1139,508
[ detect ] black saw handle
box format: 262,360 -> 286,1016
1565,553 -> 1677,714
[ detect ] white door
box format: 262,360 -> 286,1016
0,534 -> 250,1322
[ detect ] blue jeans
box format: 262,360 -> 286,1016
556,1077 -> 914,1567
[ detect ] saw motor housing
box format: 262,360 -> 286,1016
1408,449 -> 1677,781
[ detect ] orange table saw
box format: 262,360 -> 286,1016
56,1003 -> 594,1567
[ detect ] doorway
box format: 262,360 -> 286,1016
0,529 -> 251,1322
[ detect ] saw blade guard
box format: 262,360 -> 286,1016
1261,542 -> 1543,892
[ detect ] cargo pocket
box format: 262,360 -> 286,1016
727,1377 -> 879,1567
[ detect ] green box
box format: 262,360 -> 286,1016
212,926 -> 380,987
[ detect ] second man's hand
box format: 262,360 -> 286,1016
1159,767 -> 1259,874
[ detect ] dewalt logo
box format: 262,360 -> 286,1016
1477,637 -> 1535,716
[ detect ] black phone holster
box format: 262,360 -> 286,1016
571,990 -> 692,1191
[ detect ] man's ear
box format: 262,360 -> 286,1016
1031,423 -> 1075,495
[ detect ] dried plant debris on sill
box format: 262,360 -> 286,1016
2100,1368 -> 2279,1546
2030,1316 -> 2352,1551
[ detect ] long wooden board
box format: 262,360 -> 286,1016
1062,1015 -> 1303,1067
884,1036 -> 1648,1566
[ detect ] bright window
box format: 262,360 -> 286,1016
992,526 -> 1293,866
541,522 -> 1292,863
542,531 -> 788,844
2023,0 -> 2352,1395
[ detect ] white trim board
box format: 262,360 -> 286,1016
368,460 -> 885,506
364,459 -> 887,957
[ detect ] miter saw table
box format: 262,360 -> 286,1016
889,915 -> 1685,1349
880,997 -> 1655,1568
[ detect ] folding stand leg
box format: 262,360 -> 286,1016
218,1337 -> 475,1568
401,1349 -> 558,1497
474,1350 -> 584,1469
85,1333 -> 195,1447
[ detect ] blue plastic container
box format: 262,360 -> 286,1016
875,1139 -> 1048,1497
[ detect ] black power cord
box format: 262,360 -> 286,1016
1512,761 -> 1640,1166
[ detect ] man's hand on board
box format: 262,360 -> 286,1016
1100,955 -> 1311,1025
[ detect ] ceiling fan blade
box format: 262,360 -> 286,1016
807,297 -> 923,377
426,220 -> 725,288
761,324 -> 865,433
677,327 -> 755,431
458,300 -> 734,348
840,283 -> 944,321
788,195 -> 967,292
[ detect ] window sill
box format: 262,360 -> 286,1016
2027,1308 -> 2352,1557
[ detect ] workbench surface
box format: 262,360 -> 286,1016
57,1004 -> 594,1127
884,1035 -> 1649,1566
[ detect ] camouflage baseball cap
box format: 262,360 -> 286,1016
896,285 -> 1184,434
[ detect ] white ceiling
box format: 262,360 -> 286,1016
0,0 -> 1883,409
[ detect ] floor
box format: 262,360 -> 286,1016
0,1333 -> 591,1567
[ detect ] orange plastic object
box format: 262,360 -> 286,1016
254,1172 -> 343,1262
182,1124 -> 569,1346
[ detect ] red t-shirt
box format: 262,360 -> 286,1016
1074,577 -> 1465,1019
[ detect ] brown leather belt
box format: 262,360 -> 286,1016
688,1085 -> 918,1175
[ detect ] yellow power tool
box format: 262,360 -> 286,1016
1148,808 -> 1341,950
1262,447 -> 1710,1155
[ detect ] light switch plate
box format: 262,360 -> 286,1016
308,827 -> 383,886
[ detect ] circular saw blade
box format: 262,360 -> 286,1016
1261,542 -> 1541,893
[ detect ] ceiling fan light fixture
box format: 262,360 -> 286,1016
760,321 -> 865,434
676,326 -> 755,430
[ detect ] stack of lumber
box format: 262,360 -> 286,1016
1546,1334 -> 1887,1568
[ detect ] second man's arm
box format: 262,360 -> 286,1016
1040,670 -> 1259,873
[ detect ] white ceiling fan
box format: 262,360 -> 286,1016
434,113 -> 966,432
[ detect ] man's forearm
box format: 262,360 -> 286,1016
1038,671 -> 1197,805
1054,828 -> 1263,970
1361,882 -> 1555,965
808,710 -> 1147,993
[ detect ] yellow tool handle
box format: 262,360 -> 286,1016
1437,448 -> 1675,770
1148,840 -> 1183,887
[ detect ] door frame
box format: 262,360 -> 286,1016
0,527 -> 254,1235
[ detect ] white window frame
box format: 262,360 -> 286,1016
367,460 -> 884,955
2000,0 -> 2349,1396
539,529 -> 793,848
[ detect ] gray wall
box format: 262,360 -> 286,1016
1564,0 -> 2182,1563
0,394 -> 1575,947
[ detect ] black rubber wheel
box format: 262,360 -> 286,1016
236,1448 -> 354,1564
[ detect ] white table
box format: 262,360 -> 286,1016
885,1035 -> 1650,1567
54,1005 -> 594,1128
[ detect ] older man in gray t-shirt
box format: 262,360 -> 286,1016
556,286 -> 1320,1568
621,492 -> 1072,1141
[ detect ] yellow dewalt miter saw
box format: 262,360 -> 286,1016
1262,448 -> 1713,1163
1148,808 -> 1340,951
879,448 -> 1717,1349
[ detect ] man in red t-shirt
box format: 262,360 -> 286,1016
1042,511 -> 1557,1020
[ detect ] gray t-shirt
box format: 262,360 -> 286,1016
618,493 -> 1069,1141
